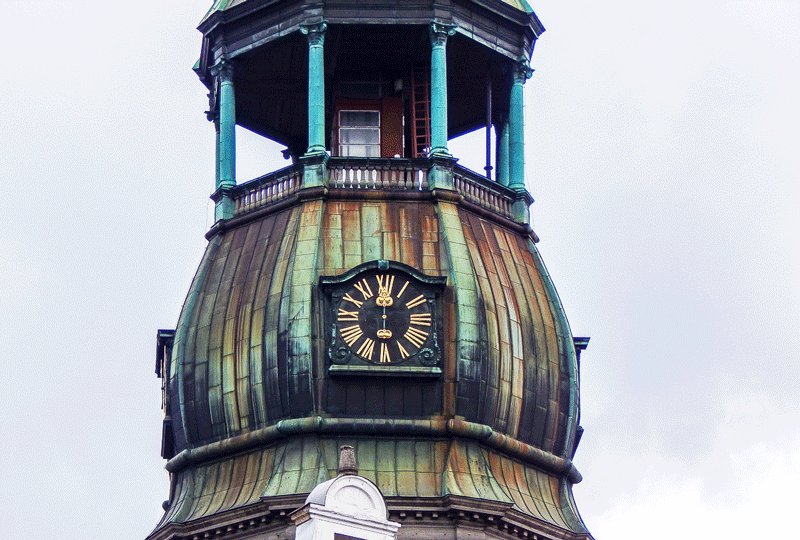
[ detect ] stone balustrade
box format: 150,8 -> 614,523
230,158 -> 520,223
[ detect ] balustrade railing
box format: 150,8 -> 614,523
453,164 -> 515,219
327,157 -> 428,191
230,158 -> 518,221
233,164 -> 302,215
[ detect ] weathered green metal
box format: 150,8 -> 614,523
301,22 -> 327,156
155,436 -> 588,534
509,59 -> 533,191
526,237 -> 580,457
164,417 -> 581,482
203,0 -> 535,23
154,2 -> 594,539
213,187 -> 236,222
214,126 -> 220,187
217,61 -> 236,189
427,154 -> 456,191
169,197 -> 578,453
497,117 -> 510,186
211,59 -> 236,221
300,151 -> 328,188
429,22 -> 456,157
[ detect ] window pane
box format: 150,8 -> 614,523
340,144 -> 381,157
340,110 -> 380,127
340,128 -> 380,144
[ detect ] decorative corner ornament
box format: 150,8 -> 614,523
429,22 -> 457,46
209,55 -> 234,80
320,261 -> 446,376
514,58 -> 535,83
300,21 -> 327,46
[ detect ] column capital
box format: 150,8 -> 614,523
429,22 -> 456,47
512,58 -> 534,84
209,56 -> 234,81
300,21 -> 327,46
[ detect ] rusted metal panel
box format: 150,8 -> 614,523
251,210 -> 292,426
455,208 -> 574,456
435,202 -> 486,423
163,196 -> 585,535
320,200 -> 442,276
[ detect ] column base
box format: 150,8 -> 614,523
511,190 -> 535,225
300,151 -> 329,187
211,184 -> 236,221
428,154 -> 458,191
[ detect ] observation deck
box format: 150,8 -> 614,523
210,157 -> 536,241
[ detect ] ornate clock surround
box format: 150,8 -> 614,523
319,260 -> 447,377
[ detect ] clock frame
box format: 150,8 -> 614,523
319,260 -> 446,377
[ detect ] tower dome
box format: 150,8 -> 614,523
151,1 -> 591,539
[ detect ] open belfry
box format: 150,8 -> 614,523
151,1 -> 593,538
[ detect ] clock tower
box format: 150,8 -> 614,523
151,1 -> 593,539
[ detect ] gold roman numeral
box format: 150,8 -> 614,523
337,308 -> 359,322
397,341 -> 410,359
376,274 -> 395,295
405,294 -> 427,309
404,326 -> 429,348
353,278 -> 374,300
396,280 -> 410,298
357,338 -> 376,360
340,324 -> 363,346
342,293 -> 363,308
410,313 -> 432,326
380,342 -> 391,363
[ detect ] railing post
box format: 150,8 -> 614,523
300,21 -> 329,187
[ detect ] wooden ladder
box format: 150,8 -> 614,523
410,64 -> 431,158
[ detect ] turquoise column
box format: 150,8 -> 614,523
429,22 -> 455,157
213,59 -> 236,220
299,22 -> 328,187
218,61 -> 236,188
509,59 -> 533,191
496,116 -> 510,187
301,22 -> 327,155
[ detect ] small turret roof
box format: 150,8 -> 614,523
202,0 -> 533,23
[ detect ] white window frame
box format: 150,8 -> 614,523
338,110 -> 381,158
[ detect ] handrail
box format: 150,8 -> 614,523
227,158 -> 520,222
231,164 -> 302,215
327,157 -> 429,191
452,164 -> 516,219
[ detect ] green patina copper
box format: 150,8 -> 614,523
526,238 -> 580,458
217,62 -> 236,188
153,2 -> 592,538
497,118 -> 510,187
285,200 -> 325,413
429,23 -> 455,157
154,436 -> 588,534
170,236 -> 222,451
202,0 -> 534,23
509,59 -> 533,192
301,22 -> 327,156
212,60 -> 236,221
435,201 -> 484,416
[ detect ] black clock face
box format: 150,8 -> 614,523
334,271 -> 432,364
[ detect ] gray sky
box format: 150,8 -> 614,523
1,1 -> 798,538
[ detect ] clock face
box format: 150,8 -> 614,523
333,271 -> 433,364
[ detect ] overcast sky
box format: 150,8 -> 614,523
1,1 -> 798,538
